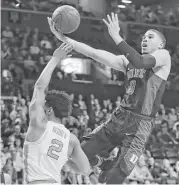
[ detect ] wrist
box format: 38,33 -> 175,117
112,34 -> 123,45
51,56 -> 62,62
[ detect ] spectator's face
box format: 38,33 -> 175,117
162,109 -> 166,115
161,122 -> 168,133
90,94 -> 94,100
34,28 -> 39,33
163,159 -> 170,169
21,98 -> 26,106
78,94 -> 83,100
94,99 -> 99,105
113,74 -> 117,80
6,158 -> 13,166
15,27 -> 20,34
117,96 -> 121,102
15,125 -> 21,134
148,157 -> 155,166
83,110 -> 87,116
141,30 -> 164,54
138,155 -> 145,167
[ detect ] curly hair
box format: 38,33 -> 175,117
45,90 -> 72,119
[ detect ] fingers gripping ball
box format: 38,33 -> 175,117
52,5 -> 80,34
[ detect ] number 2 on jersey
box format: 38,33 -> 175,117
47,139 -> 63,160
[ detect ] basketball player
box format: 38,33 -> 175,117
23,43 -> 90,184
47,11 -> 171,184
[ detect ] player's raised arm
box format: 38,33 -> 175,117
47,17 -> 128,71
67,133 -> 91,176
103,13 -> 169,69
29,43 -> 73,128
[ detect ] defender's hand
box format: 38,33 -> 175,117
53,43 -> 73,60
103,12 -> 120,39
47,17 -> 66,42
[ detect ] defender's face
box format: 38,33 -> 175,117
141,30 -> 163,54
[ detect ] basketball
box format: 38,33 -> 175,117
52,5 -> 80,34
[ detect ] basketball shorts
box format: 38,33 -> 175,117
81,106 -> 154,175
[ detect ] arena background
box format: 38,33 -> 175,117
1,0 -> 179,184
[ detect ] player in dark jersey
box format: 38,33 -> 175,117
48,13 -> 171,184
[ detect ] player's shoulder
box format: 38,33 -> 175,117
69,133 -> 80,148
152,49 -> 171,60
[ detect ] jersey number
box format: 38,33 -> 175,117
47,139 -> 63,160
126,80 -> 136,95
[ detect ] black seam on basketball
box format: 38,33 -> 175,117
63,11 -> 71,33
53,12 -> 64,32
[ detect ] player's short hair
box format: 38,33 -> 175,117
148,29 -> 166,48
45,90 -> 72,119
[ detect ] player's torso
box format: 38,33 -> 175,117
23,121 -> 70,184
120,63 -> 166,117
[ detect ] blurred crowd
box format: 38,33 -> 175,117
2,0 -> 179,27
1,90 -> 179,184
1,25 -> 179,94
109,3 -> 179,27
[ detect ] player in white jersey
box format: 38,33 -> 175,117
23,43 -> 91,184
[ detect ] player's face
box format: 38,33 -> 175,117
141,30 -> 162,54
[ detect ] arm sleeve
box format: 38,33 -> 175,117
117,41 -> 156,69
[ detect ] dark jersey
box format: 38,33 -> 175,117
120,63 -> 166,117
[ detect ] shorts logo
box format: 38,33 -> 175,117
129,154 -> 138,164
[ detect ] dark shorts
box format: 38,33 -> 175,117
82,106 -> 154,175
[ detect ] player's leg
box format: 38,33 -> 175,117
81,122 -> 115,167
99,117 -> 153,184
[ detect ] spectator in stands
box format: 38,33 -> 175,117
30,41 -> 40,56
128,155 -> 154,182
78,94 -> 87,110
168,108 -> 178,129
157,120 -> 178,145
40,35 -> 52,49
12,137 -> 23,184
173,122 -> 179,142
2,26 -> 14,38
3,157 -> 17,183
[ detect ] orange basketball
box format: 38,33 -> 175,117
52,5 -> 80,34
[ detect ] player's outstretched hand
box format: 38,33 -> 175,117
103,12 -> 120,40
53,43 -> 73,60
47,17 -> 66,42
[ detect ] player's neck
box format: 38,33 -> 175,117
48,116 -> 62,124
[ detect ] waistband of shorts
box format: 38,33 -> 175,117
27,179 -> 57,184
121,106 -> 154,120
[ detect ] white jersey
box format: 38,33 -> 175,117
23,121 -> 70,184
